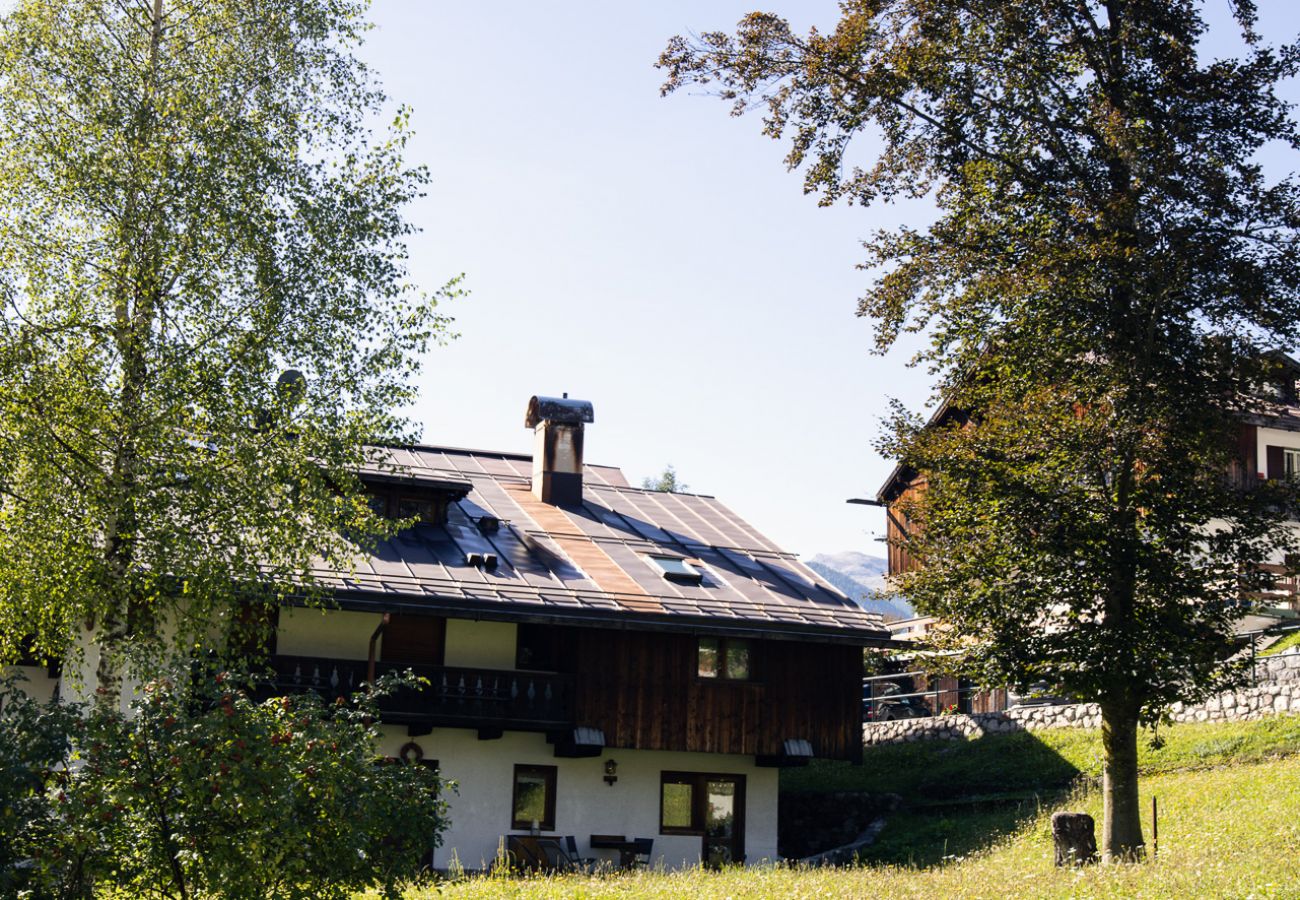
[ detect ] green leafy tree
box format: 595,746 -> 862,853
26,670 -> 447,899
642,464 -> 689,493
0,675 -> 80,897
0,0 -> 456,694
660,1 -> 1300,858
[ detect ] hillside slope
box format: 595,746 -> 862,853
806,551 -> 913,620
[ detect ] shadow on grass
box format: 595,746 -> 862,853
860,789 -> 1070,867
781,728 -> 1088,867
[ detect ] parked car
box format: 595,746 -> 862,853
862,681 -> 932,722
1009,681 -> 1071,707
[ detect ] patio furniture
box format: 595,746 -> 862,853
505,835 -> 577,872
589,834 -> 653,869
563,835 -> 599,872
629,837 -> 654,868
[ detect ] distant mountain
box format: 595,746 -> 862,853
806,551 -> 913,622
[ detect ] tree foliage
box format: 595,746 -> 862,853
0,0 -> 457,689
642,464 -> 689,493
0,674 -> 80,897
4,670 -> 446,900
660,0 -> 1300,857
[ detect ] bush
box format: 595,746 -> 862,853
0,675 -> 79,897
12,669 -> 447,899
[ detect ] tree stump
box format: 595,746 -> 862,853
1051,811 -> 1098,866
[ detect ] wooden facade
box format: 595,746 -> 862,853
571,628 -> 862,763
884,477 -> 925,577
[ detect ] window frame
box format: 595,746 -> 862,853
1285,449 -> 1300,482
659,772 -> 703,835
510,764 -> 558,832
649,554 -> 704,585
658,771 -> 746,837
696,636 -> 755,682
380,614 -> 446,666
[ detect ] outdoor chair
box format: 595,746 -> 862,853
534,838 -> 574,872
562,835 -> 599,872
629,837 -> 654,868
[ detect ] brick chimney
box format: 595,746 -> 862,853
525,395 -> 594,506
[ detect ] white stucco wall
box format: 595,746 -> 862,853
443,619 -> 517,669
276,608 -> 382,659
2,665 -> 60,704
375,726 -> 780,872
1257,424 -> 1300,473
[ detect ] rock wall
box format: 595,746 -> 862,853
863,651 -> 1300,746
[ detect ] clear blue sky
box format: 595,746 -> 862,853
358,1 -> 1300,558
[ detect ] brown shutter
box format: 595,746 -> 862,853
381,614 -> 445,665
1267,445 -> 1285,480
1237,425 -> 1257,476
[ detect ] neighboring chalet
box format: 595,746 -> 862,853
875,355 -> 1300,628
17,395 -> 889,871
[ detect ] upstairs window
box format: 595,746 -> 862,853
364,489 -> 448,525
381,614 -> 446,666
1286,449 -> 1300,482
650,555 -> 703,585
515,623 -> 574,672
697,637 -> 752,681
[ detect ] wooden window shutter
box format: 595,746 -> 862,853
381,614 -> 446,666
1267,445 -> 1285,480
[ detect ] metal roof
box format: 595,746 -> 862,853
315,445 -> 889,644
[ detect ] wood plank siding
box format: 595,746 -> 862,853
571,628 -> 862,763
885,477 -> 926,577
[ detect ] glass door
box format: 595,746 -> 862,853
703,776 -> 745,868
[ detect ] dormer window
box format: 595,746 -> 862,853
365,489 -> 447,525
650,555 -> 703,585
397,496 -> 436,522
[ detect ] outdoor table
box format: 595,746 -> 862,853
588,834 -> 643,869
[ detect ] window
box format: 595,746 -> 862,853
511,765 -> 557,831
397,496 -> 436,522
650,555 -> 704,585
364,490 -> 446,525
660,773 -> 700,834
515,623 -> 574,672
381,614 -> 445,666
697,637 -> 752,680
659,772 -> 746,844
1286,449 -> 1300,482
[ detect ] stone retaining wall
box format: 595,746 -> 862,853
863,651 -> 1300,746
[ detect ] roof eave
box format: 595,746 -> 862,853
300,589 -> 894,647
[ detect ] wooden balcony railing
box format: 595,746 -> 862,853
262,654 -> 575,731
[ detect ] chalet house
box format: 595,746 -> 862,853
16,395 -> 888,871
876,355 -> 1300,627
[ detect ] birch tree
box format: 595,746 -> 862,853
0,0 -> 454,697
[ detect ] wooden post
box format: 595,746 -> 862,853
1152,796 -> 1158,859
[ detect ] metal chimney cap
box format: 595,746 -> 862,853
525,395 -> 594,428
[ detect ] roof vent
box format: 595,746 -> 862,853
467,551 -> 499,572
525,395 -> 593,506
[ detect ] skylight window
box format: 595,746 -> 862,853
650,555 -> 704,585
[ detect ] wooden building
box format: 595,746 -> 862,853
206,395 -> 886,870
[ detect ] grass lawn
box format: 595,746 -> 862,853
396,716 -> 1300,899
1262,632 -> 1300,656
404,756 -> 1300,899
782,713 -> 1300,800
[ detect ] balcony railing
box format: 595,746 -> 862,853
262,654 -> 575,731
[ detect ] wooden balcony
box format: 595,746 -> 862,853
262,654 -> 575,732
